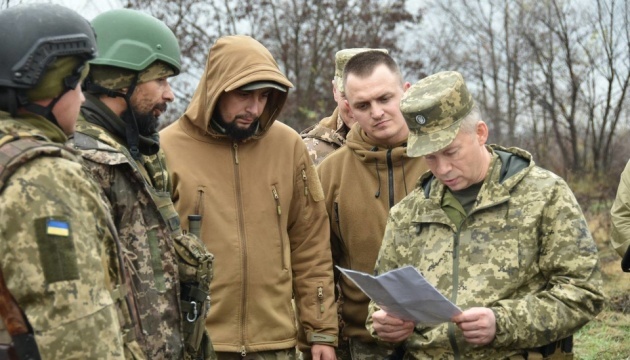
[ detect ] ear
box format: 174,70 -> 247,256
476,121 -> 489,145
332,81 -> 341,102
403,81 -> 411,92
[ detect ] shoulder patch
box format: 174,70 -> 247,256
35,217 -> 79,284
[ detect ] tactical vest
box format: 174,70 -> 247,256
73,130 -> 215,360
142,151 -> 216,360
0,130 -> 146,360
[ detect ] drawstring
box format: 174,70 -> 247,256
371,146 -> 381,198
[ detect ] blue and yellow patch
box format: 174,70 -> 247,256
46,219 -> 70,237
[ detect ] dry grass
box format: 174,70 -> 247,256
572,211 -> 630,360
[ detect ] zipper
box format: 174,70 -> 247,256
194,186 -> 205,218
301,168 -> 309,196
386,148 -> 395,209
232,143 -> 248,352
317,285 -> 324,320
272,185 -> 287,270
240,346 -> 246,357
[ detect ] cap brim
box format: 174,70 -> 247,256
240,81 -> 287,93
406,120 -> 462,157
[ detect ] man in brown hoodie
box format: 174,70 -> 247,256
160,35 -> 338,360
316,51 -> 428,359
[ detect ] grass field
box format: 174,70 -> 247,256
572,211 -> 630,360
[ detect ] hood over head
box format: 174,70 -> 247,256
180,35 -> 293,138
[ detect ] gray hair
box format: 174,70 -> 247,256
458,105 -> 482,134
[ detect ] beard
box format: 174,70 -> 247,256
213,112 -> 260,141
121,101 -> 167,137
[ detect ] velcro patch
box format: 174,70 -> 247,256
35,216 -> 79,283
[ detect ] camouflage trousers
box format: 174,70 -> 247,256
217,349 -> 296,360
335,337 -> 393,360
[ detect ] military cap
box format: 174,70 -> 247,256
334,48 -> 388,93
401,71 -> 474,157
240,81 -> 287,93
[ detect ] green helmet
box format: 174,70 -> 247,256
90,9 -> 181,74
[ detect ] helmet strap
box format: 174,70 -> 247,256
84,74 -> 143,160
21,90 -> 68,128
0,88 -> 19,116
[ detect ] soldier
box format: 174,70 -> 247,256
316,50 -> 428,359
67,9 -> 214,360
610,160 -> 630,271
160,35 -> 338,360
368,71 -> 606,358
301,48 -> 387,165
0,4 -> 127,359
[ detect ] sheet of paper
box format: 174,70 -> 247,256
337,265 -> 462,325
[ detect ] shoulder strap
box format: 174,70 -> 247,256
0,131 -> 79,193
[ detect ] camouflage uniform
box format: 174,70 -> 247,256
300,107 -> 347,165
0,113 -> 125,359
67,96 -> 186,359
367,71 -> 605,359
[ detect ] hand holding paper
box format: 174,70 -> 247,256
337,265 -> 462,325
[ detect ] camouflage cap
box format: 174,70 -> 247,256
90,61 -> 175,90
334,48 -> 388,93
401,71 -> 474,158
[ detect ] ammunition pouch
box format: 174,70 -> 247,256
174,233 -> 216,360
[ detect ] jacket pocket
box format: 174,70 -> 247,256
271,184 -> 287,271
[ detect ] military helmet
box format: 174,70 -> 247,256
0,3 -> 97,91
90,9 -> 181,74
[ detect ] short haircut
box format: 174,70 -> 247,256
458,105 -> 482,134
342,50 -> 402,89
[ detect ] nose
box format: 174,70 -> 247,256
433,157 -> 452,177
78,84 -> 86,104
163,81 -> 175,102
371,104 -> 384,119
246,94 -> 266,117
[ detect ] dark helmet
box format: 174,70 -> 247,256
0,3 -> 97,115
0,3 -> 97,91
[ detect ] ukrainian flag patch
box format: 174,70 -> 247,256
46,219 -> 70,237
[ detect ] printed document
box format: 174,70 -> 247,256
337,265 -> 462,325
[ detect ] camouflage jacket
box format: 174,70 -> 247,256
68,102 -> 184,359
301,107 -> 347,165
611,159 -> 630,257
0,113 -> 125,359
367,145 -> 605,359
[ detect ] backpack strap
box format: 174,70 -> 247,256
0,130 -> 79,193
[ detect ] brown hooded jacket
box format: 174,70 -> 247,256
160,35 -> 338,354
